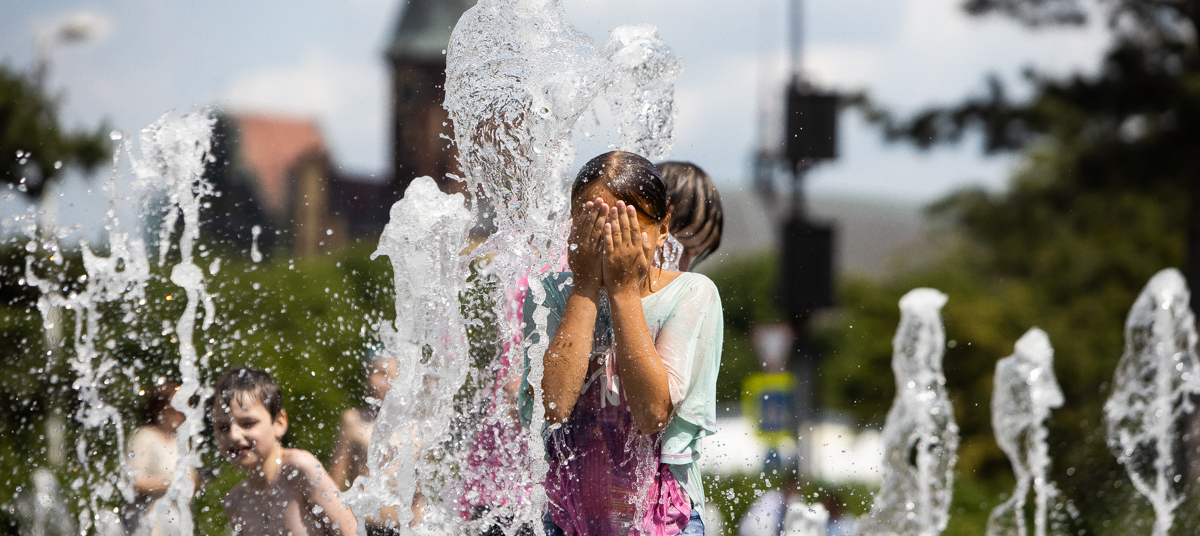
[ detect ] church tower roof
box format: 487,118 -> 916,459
386,0 -> 477,64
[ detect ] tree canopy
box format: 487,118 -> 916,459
821,1 -> 1200,533
0,64 -> 108,198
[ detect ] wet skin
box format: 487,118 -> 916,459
214,395 -> 357,536
541,184 -> 681,434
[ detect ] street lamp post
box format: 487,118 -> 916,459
33,14 -> 98,343
30,16 -> 99,474
772,0 -> 839,479
34,16 -> 97,90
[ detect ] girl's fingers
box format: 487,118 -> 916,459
625,205 -> 640,245
603,222 -> 615,255
608,205 -> 620,238
583,203 -> 599,233
590,203 -> 608,244
616,202 -> 633,246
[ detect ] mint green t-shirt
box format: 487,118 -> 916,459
519,271 -> 724,521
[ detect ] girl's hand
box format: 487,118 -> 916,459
568,198 -> 607,299
602,202 -> 652,297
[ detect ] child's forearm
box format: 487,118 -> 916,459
541,291 -> 599,423
312,476 -> 358,536
328,430 -> 351,491
609,290 -> 673,434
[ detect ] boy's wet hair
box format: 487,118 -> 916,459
212,366 -> 284,420
571,151 -> 669,223
143,380 -> 180,425
656,161 -> 724,267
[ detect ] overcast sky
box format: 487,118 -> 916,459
1,0 -> 1109,223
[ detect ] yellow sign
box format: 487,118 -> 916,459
741,372 -> 797,446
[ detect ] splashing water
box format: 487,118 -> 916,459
855,288 -> 958,536
24,160 -> 148,534
129,110 -> 217,536
16,469 -> 75,536
783,502 -> 829,536
336,0 -> 684,532
987,328 -> 1068,536
342,176 -> 473,533
23,110 -> 216,535
1103,268 -> 1200,536
250,224 -> 263,263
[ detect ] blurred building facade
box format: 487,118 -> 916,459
386,0 -> 476,199
203,0 -> 478,257
203,112 -> 390,258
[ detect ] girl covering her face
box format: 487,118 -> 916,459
519,151 -> 724,536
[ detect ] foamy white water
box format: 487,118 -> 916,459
855,288 -> 958,536
342,176 -> 472,534
987,328 -> 1069,536
23,110 -> 216,535
1104,268 -> 1200,536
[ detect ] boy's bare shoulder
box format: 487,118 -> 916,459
340,408 -> 363,426
281,448 -> 330,479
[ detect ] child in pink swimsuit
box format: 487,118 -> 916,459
520,151 -> 724,536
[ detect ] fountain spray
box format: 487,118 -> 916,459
855,288 -> 958,536
987,328 -> 1068,536
1104,268 -> 1200,536
23,110 -> 216,535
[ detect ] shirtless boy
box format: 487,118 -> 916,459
211,367 -> 357,536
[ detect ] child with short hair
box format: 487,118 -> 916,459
211,367 -> 357,536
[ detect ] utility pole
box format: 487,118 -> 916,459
772,0 -> 839,479
32,15 -> 98,475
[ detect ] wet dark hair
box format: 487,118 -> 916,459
211,366 -> 284,420
657,161 -> 723,266
143,381 -> 180,425
571,151 -> 669,223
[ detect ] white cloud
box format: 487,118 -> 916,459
220,50 -> 388,172
806,0 -> 1109,110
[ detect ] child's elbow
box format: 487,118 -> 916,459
545,403 -> 571,425
635,406 -> 672,434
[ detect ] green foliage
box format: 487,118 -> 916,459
0,235 -> 395,534
0,64 -> 108,198
701,252 -> 786,401
701,473 -> 874,536
823,1 -> 1200,533
816,153 -> 1188,533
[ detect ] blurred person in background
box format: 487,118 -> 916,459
656,161 -> 724,272
125,381 -> 198,536
737,458 -> 851,536
738,456 -> 798,536
329,352 -> 423,535
821,492 -> 853,536
330,353 -> 399,490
